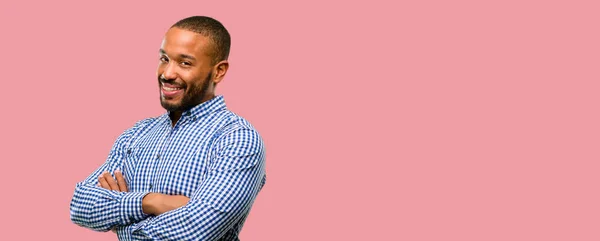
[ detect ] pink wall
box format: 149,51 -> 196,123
1,0 -> 598,240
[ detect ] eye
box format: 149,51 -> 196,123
181,61 -> 192,66
159,56 -> 169,62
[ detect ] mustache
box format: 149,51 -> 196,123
158,76 -> 185,88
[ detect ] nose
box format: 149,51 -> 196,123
162,62 -> 178,80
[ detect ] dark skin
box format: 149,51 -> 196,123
97,27 -> 230,217
158,27 -> 229,126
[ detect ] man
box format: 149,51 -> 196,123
70,16 -> 266,241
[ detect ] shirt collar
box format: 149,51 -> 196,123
164,95 -> 227,121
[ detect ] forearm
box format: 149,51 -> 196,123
70,119 -> 151,231
142,193 -> 190,216
131,128 -> 266,240
132,168 -> 265,240
132,200 -> 247,240
70,183 -> 149,231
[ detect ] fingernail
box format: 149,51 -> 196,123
115,170 -> 121,173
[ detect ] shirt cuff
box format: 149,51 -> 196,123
119,192 -> 150,224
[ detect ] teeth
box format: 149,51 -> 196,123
163,86 -> 182,91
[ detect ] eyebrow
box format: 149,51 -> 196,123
159,49 -> 196,61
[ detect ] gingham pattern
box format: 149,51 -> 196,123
70,95 -> 266,241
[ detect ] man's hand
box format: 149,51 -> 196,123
98,170 -> 128,192
96,170 -> 189,216
142,193 -> 190,216
96,170 -> 128,234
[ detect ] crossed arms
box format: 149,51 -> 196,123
70,127 -> 266,240
97,170 -> 190,216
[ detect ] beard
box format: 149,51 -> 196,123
159,71 -> 212,112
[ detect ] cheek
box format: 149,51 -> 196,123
157,65 -> 165,76
180,73 -> 201,86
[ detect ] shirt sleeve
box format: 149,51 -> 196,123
69,121 -> 151,232
131,127 -> 267,240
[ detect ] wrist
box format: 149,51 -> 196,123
142,193 -> 161,215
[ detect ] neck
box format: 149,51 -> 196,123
167,94 -> 217,127
169,111 -> 182,127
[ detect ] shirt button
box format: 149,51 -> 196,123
149,184 -> 153,189
127,149 -> 131,154
157,154 -> 160,160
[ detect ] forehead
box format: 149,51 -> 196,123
161,27 -> 212,60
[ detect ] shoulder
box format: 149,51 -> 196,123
212,111 -> 264,154
214,111 -> 262,139
114,115 -> 164,145
210,112 -> 265,170
128,116 -> 162,135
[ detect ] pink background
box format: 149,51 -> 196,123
1,0 -> 599,240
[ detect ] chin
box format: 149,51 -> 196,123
160,99 -> 182,111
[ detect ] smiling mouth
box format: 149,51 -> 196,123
162,85 -> 183,91
161,81 -> 185,90
161,83 -> 184,98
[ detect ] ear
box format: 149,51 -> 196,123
212,60 -> 229,85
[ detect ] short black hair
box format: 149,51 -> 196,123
171,16 -> 231,65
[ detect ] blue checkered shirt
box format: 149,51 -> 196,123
70,96 -> 266,240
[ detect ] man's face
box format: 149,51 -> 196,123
157,27 -> 215,112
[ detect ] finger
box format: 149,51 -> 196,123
103,171 -> 120,191
98,175 -> 110,189
114,170 -> 128,192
